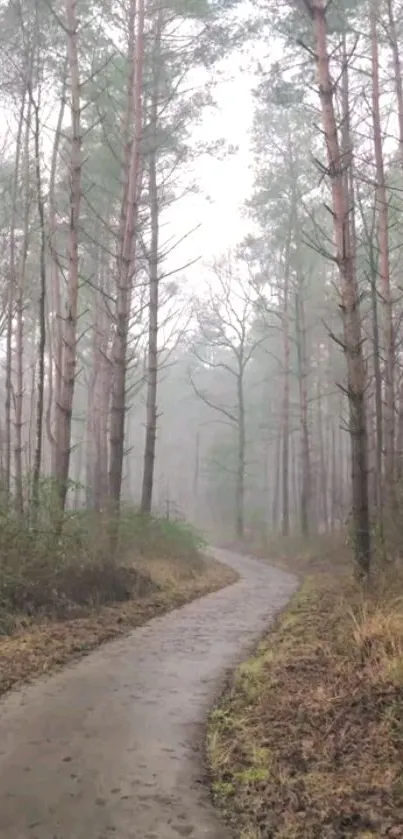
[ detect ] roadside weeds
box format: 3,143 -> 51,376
0,554 -> 238,697
208,551 -> 403,839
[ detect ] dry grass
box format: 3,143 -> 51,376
0,554 -> 237,697
245,532 -> 352,577
208,566 -> 403,839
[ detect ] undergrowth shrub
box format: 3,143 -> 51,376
0,501 -> 205,633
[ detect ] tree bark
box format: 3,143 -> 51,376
311,1 -> 371,576
47,67 -> 67,477
14,97 -> 31,514
6,95 -> 25,504
31,91 -> 47,510
281,241 -> 291,537
141,7 -> 163,515
387,0 -> 403,170
54,0 -> 82,513
109,0 -> 145,512
235,370 -> 245,540
295,284 -> 311,535
371,0 -> 395,504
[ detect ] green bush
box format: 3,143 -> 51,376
0,502 -> 205,632
116,507 -> 206,562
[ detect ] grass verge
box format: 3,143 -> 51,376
0,554 -> 237,697
0,508 -> 238,697
208,562 -> 403,839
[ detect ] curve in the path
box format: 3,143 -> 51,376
0,548 -> 297,839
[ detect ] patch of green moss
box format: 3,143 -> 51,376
212,780 -> 235,797
234,766 -> 269,784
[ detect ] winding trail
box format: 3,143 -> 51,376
0,548 -> 297,839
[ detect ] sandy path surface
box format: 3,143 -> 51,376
0,548 -> 297,839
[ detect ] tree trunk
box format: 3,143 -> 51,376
48,68 -> 67,477
235,372 -> 245,540
141,8 -> 162,515
369,229 -> 383,521
387,0 -> 403,170
311,1 -> 371,576
281,246 -> 290,537
272,433 -> 281,531
14,98 -> 31,514
295,284 -> 311,535
6,95 -> 25,504
371,0 -> 395,505
32,93 -> 47,510
317,376 -> 329,532
54,0 -> 82,513
109,0 -> 145,512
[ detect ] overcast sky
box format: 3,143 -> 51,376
162,54 -> 257,292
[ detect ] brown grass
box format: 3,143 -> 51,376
0,554 -> 237,697
208,562 -> 403,839
231,532 -> 352,577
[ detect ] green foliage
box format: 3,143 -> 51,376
0,496 -> 205,634
116,506 -> 206,561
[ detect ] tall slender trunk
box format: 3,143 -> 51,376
54,0 -> 82,513
387,0 -> 403,170
290,431 -> 299,530
32,92 -> 47,510
6,96 -> 25,503
295,284 -> 311,535
47,69 -> 67,476
397,376 -> 403,480
27,320 -> 37,476
317,377 -> 329,532
272,433 -> 281,531
369,233 -> 383,518
311,2 -> 370,576
141,8 -> 162,515
330,418 -> 337,531
14,99 -> 31,514
235,371 -> 245,540
109,0 -> 145,511
282,244 -> 291,537
371,0 -> 395,504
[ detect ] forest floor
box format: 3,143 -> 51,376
0,553 -> 237,697
208,539 -> 403,839
0,548 -> 296,839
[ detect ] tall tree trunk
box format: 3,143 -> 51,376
48,68 -> 67,477
272,433 -> 281,531
6,95 -> 25,504
317,376 -> 329,532
311,1 -> 371,576
371,0 -> 395,506
14,99 -> 31,514
369,231 -> 383,521
295,284 -> 311,535
31,92 -> 47,510
387,0 -> 403,170
54,0 -> 82,513
109,0 -> 145,512
235,371 -> 245,540
282,245 -> 290,537
141,8 -> 162,515
330,417 -> 337,531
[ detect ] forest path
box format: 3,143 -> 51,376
0,548 -> 297,839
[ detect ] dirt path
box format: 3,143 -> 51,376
0,548 -> 297,839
